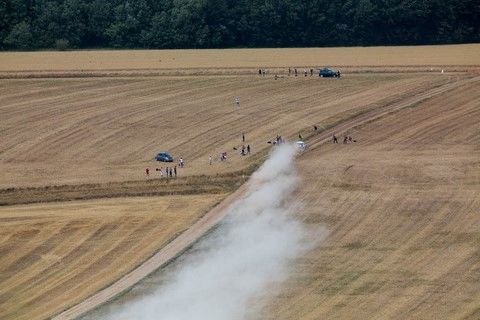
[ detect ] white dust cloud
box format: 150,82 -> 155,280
106,144 -> 327,320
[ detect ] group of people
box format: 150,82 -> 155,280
146,156 -> 185,178
268,135 -> 285,145
332,134 -> 356,144
240,144 -> 251,155
145,166 -> 177,178
288,68 -> 315,77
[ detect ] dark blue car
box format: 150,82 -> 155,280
319,68 -> 340,78
155,152 -> 174,162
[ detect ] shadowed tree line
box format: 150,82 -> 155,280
1,0 -> 479,50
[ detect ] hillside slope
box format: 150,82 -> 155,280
262,77 -> 480,319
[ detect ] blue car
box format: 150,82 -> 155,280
155,152 -> 174,162
319,68 -> 340,78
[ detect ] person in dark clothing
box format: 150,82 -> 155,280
294,68 -> 298,77
247,144 -> 251,154
310,68 -> 313,76
333,134 -> 338,144
242,133 -> 245,142
314,125 -> 318,131
174,166 -> 177,177
258,69 -> 262,75
299,133 -> 303,140
165,167 -> 169,177
343,136 -> 348,144
146,168 -> 149,176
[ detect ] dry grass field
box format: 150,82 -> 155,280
0,73 -> 467,189
85,75 -> 480,320
0,46 -> 479,320
0,44 -> 479,73
0,195 -> 224,320
259,77 -> 480,319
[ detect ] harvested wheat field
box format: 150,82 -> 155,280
259,76 -> 480,319
0,46 -> 479,320
0,44 -> 479,73
0,73 -> 470,189
0,195 -> 224,320
83,74 -> 480,320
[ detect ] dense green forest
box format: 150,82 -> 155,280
1,0 -> 479,50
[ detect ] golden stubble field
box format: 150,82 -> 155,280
0,73 -> 466,188
0,46 -> 479,320
0,44 -> 479,72
259,80 -> 480,319
0,195 -> 224,320
82,77 -> 480,320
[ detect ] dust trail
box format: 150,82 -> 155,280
105,144 -> 327,320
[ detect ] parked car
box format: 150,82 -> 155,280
155,152 -> 174,162
319,68 -> 340,78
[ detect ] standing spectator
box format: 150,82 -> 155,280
304,68 -> 308,77
242,133 -> 245,142
333,134 -> 338,144
288,68 -> 291,76
247,144 -> 251,154
174,166 -> 177,177
310,68 -> 314,76
294,68 -> 298,77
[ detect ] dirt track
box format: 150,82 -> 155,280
52,75 -> 479,320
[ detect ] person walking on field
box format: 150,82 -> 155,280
247,144 -> 251,154
235,97 -> 240,107
156,167 -> 164,178
174,166 -> 177,177
333,134 -> 338,144
209,155 -> 212,165
294,68 -> 298,77
242,133 -> 245,142
145,168 -> 149,177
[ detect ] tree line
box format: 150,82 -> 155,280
1,0 -> 479,50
